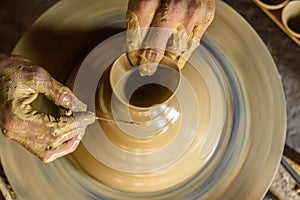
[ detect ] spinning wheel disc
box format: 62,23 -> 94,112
0,0 -> 286,199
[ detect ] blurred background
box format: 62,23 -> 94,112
0,0 -> 299,199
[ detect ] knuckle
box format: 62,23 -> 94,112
34,65 -> 48,76
33,66 -> 50,80
22,65 -> 50,82
143,48 -> 164,62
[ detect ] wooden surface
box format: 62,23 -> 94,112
253,0 -> 300,46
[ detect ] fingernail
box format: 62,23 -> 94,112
139,49 -> 163,76
60,92 -> 72,108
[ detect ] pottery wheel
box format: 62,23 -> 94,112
0,0 -> 286,199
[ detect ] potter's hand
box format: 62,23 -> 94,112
0,54 -> 95,163
126,0 -> 215,76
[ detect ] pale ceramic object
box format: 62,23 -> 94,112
109,54 -> 181,128
71,36 -> 225,191
282,0 -> 300,38
0,0 -> 286,199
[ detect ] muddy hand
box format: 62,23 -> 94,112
0,54 -> 95,163
126,0 -> 215,76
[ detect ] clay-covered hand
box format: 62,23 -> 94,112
126,0 -> 215,76
0,54 -> 95,163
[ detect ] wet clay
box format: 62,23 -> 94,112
71,57 -> 216,193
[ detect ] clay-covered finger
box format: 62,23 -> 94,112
10,93 -> 94,135
165,25 -> 199,69
139,0 -> 186,75
50,112 -> 94,148
0,109 -> 58,142
3,114 -> 92,163
166,0 -> 215,69
126,9 -> 142,66
10,131 -> 83,163
165,24 -> 189,68
127,0 -> 159,29
50,127 -> 82,149
126,0 -> 159,66
5,108 -> 94,144
52,112 -> 95,137
42,129 -> 85,163
190,0 -> 215,41
165,0 -> 203,68
180,0 -> 215,67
